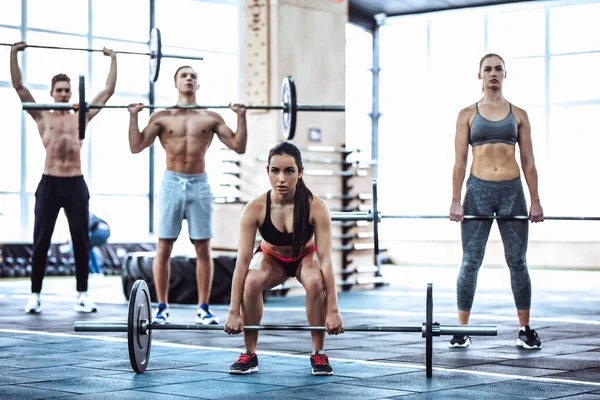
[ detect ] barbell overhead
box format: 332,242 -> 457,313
1,28 -> 202,84
73,280 -> 497,377
21,75 -> 345,141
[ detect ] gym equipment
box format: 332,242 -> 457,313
1,28 -> 202,83
74,280 -> 497,377
22,76 -> 344,141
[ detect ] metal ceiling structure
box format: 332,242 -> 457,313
349,0 -> 543,31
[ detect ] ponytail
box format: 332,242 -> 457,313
292,177 -> 313,258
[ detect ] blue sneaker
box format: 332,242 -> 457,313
152,303 -> 169,325
195,303 -> 219,325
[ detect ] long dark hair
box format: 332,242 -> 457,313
267,141 -> 313,258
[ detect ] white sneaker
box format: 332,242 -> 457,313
25,293 -> 41,314
74,294 -> 98,313
152,304 -> 170,325
195,304 -> 219,325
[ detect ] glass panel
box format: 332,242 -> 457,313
346,23 -> 372,71
550,2 -> 600,54
26,193 -> 72,242
345,67 -> 371,122
91,39 -> 149,95
550,53 -> 600,103
544,104 -> 600,241
0,87 -> 22,192
0,194 -> 20,242
487,9 -> 545,58
380,16 -> 428,69
91,0 -> 149,42
429,59 -> 482,112
25,32 -> 88,86
89,95 -> 150,195
90,195 -> 149,241
155,51 -> 237,105
429,10 -> 485,64
27,0 -> 88,34
156,0 -> 238,54
25,90 -> 49,192
0,27 -> 22,80
502,57 -> 545,106
0,0 -> 21,26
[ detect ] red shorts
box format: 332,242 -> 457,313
254,244 -> 317,277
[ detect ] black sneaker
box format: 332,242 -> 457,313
310,350 -> 333,376
517,326 -> 542,349
228,351 -> 259,374
448,335 -> 471,348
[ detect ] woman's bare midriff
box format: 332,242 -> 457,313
261,238 -> 316,259
470,142 -> 521,181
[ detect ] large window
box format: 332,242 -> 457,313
345,23 -> 373,160
0,1 -> 241,242
378,0 -> 600,243
153,0 -> 240,207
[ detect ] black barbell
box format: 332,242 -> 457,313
1,28 -> 197,83
21,75 -> 344,140
73,280 -> 497,378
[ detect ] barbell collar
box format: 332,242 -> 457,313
438,324 -> 498,336
296,105 -> 345,112
74,322 -> 127,332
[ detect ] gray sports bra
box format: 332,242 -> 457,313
469,102 -> 518,147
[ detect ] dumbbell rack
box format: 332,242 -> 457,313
333,146 -> 387,291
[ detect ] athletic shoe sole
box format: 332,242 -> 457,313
74,305 -> 97,313
448,338 -> 472,348
516,338 -> 542,349
228,366 -> 259,374
195,316 -> 220,325
312,370 -> 334,376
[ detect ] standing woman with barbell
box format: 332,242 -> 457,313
224,141 -> 344,376
10,41 -> 118,314
449,53 -> 544,350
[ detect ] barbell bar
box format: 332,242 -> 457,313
380,215 -> 600,221
21,75 -> 344,140
73,280 -> 497,378
331,211 -> 600,222
74,321 -> 495,335
0,28 -> 200,83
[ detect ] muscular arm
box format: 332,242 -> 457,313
10,48 -> 41,121
452,108 -> 471,202
215,112 -> 247,154
129,112 -> 161,153
313,198 -> 340,313
228,202 -> 259,315
517,109 -> 540,204
87,53 -> 117,121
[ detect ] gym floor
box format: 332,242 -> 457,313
1,265 -> 599,399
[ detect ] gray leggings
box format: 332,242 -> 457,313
457,174 -> 531,312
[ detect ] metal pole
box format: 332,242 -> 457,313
148,0 -> 156,234
371,13 -> 385,180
